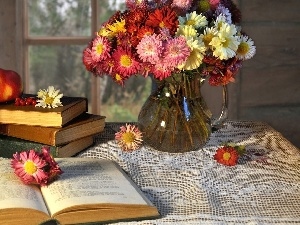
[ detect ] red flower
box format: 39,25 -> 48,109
82,48 -> 94,71
135,25 -> 155,46
214,146 -> 239,166
112,46 -> 140,77
202,55 -> 242,86
146,6 -> 178,35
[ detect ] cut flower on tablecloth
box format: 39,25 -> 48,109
11,146 -> 63,186
214,143 -> 245,166
82,0 -> 256,86
115,124 -> 143,151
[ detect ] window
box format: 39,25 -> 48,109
17,0 -> 152,121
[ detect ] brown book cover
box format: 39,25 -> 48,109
0,113 -> 105,146
0,94 -> 88,127
0,134 -> 94,158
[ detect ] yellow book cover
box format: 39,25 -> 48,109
0,113 -> 105,146
0,94 -> 88,127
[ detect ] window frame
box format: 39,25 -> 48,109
17,0 -> 101,114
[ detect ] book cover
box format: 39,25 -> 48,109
0,134 -> 94,158
0,94 -> 88,127
0,113 -> 105,146
0,158 -> 160,225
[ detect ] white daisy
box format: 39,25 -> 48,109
210,23 -> 240,60
35,86 -> 63,108
214,14 -> 228,30
236,35 -> 256,60
176,24 -> 198,38
179,11 -> 208,29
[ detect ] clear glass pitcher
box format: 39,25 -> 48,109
138,73 -> 228,153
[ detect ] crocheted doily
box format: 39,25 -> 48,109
77,120 -> 300,225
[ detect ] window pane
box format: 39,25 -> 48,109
97,0 -> 126,24
28,0 -> 91,37
95,0 -> 150,122
100,76 -> 152,122
28,45 -> 92,110
27,0 -> 151,122
28,45 -> 152,121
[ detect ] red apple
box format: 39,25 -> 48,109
0,68 -> 23,103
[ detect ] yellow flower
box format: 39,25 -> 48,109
98,27 -> 112,38
179,37 -> 206,70
200,27 -> 217,48
176,25 -> 198,38
106,19 -> 126,37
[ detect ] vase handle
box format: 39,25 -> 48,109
211,85 -> 228,131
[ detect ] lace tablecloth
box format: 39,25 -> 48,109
77,120 -> 300,225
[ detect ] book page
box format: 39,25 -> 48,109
0,159 -> 49,214
41,158 -> 149,216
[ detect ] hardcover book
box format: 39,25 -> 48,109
0,135 -> 94,158
0,94 -> 88,127
0,113 -> 105,146
0,158 -> 160,225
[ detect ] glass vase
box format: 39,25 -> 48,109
138,73 -> 228,153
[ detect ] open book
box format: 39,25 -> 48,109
0,158 -> 160,225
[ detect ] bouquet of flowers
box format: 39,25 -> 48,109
82,0 -> 255,86
82,0 -> 256,152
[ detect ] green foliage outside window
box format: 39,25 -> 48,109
27,0 -> 151,122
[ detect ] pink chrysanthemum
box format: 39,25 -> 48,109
110,73 -> 128,86
139,62 -> 153,78
11,150 -> 48,185
163,36 -> 190,68
136,34 -> 163,64
100,57 -> 116,75
82,47 -> 95,71
172,0 -> 193,14
210,0 -> 220,10
151,62 -> 173,80
40,146 -> 63,183
11,147 -> 63,186
112,46 -> 140,77
91,36 -> 111,62
115,124 -> 143,151
125,0 -> 148,10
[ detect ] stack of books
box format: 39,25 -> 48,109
0,94 -> 105,158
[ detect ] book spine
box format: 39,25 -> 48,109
0,124 -> 57,146
0,135 -> 58,158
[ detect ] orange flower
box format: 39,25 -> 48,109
214,146 -> 239,166
146,6 -> 178,35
